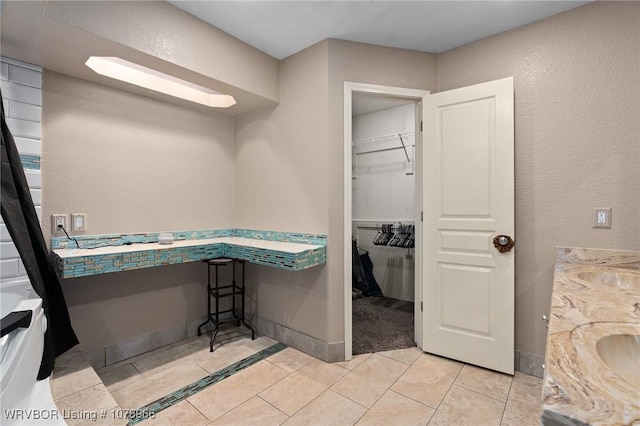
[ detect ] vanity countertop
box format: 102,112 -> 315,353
53,237 -> 322,258
52,236 -> 326,278
541,247 -> 640,425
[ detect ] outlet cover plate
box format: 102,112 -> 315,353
51,214 -> 68,234
593,208 -> 611,229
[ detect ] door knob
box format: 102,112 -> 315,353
493,235 -> 515,253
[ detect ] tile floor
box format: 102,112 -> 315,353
52,329 -> 543,425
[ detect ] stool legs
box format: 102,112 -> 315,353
199,259 -> 256,353
196,264 -> 213,337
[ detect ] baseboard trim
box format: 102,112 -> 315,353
82,315 -> 343,369
515,349 -> 545,378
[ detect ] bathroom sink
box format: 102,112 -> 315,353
596,334 -> 640,388
577,270 -> 640,290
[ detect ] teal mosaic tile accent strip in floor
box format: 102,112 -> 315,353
126,342 -> 287,425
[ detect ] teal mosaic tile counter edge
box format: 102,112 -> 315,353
51,229 -> 327,279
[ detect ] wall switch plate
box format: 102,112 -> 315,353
71,213 -> 87,232
51,214 -> 68,234
593,208 -> 611,229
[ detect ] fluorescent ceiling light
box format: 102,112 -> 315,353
85,56 -> 236,108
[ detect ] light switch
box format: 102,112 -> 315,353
71,213 -> 87,232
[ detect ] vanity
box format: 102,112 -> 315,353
541,247 -> 640,425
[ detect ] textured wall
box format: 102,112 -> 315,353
42,71 -> 235,348
327,40 -> 438,342
437,1 -> 640,357
234,40 -> 437,344
352,103 -> 416,222
233,41 -> 330,341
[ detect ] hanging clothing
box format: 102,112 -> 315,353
359,251 -> 383,297
0,91 -> 78,379
352,239 -> 383,297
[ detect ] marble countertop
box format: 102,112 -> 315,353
541,247 -> 640,425
53,237 -> 323,259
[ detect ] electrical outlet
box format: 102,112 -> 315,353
593,208 -> 611,229
51,214 -> 68,234
71,213 -> 87,232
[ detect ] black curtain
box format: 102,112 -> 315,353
0,90 -> 78,379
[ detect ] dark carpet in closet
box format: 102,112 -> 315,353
352,296 -> 415,354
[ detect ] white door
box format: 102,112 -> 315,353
422,77 -> 515,374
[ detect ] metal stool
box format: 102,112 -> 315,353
197,258 -> 255,352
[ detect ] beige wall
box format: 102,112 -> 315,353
43,71 -> 235,348
327,40 -> 438,342
234,40 -> 437,344
437,1 -> 640,356
234,41 -> 331,340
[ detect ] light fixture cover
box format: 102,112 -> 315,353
85,56 -> 236,108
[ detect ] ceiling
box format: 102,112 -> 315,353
168,1 -> 590,60
0,1 -> 591,117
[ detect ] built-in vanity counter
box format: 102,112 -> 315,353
542,247 -> 640,425
52,229 -> 326,279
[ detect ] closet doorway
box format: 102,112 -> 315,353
343,83 -> 428,360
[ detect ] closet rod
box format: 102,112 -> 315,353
353,131 -> 414,161
353,145 -> 410,156
352,130 -> 414,146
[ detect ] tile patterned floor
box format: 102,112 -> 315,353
52,329 -> 543,425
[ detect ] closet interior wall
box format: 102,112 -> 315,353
352,102 -> 416,302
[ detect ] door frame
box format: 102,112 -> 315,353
343,82 -> 429,360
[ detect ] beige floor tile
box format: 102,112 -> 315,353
132,336 -> 210,376
501,380 -> 543,426
391,353 -> 462,409
378,347 -> 423,365
454,364 -> 513,402
188,360 -> 289,421
138,400 -> 209,426
110,361 -> 209,409
77,412 -> 128,426
212,396 -> 288,425
356,390 -> 435,426
266,347 -> 316,373
513,371 -> 544,388
283,389 -> 367,426
296,358 -> 349,387
334,353 -> 371,370
55,384 -> 119,426
96,363 -> 144,393
97,346 -> 172,374
259,358 -> 348,415
191,336 -> 276,374
428,385 -> 505,426
52,362 -> 103,400
259,370 -> 331,416
331,353 -> 409,408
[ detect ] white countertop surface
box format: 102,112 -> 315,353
53,237 -> 323,259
